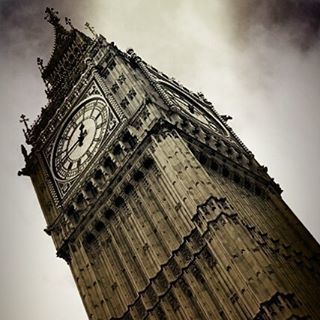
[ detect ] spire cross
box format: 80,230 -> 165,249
85,22 -> 98,38
20,114 -> 30,132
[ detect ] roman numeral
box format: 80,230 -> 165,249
86,150 -> 93,158
61,134 -> 71,141
70,120 -> 77,128
96,122 -> 105,129
56,149 -> 67,158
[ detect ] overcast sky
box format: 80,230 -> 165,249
0,1 -> 319,319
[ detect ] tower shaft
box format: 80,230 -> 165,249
21,10 -> 320,320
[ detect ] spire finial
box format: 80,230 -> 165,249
65,17 -> 74,29
44,7 -> 60,27
20,114 -> 30,132
85,22 -> 98,38
20,114 -> 30,140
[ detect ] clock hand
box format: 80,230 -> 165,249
56,124 -> 88,169
56,138 -> 81,168
78,123 -> 87,147
79,123 -> 85,134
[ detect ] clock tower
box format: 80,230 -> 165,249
20,8 -> 320,320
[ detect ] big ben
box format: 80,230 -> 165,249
19,8 -> 320,320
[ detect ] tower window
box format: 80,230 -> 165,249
84,233 -> 96,245
127,88 -> 137,100
123,131 -> 137,148
108,60 -> 116,70
114,196 -> 124,207
233,173 -> 241,183
211,161 -> 219,171
66,205 -> 79,222
85,181 -> 97,197
104,209 -> 115,219
118,74 -> 126,84
113,144 -> 122,155
222,167 -> 230,177
120,98 -> 129,109
244,179 -> 251,190
255,186 -> 262,196
143,157 -> 154,169
124,183 -> 134,194
94,169 -> 103,180
199,154 -> 207,165
133,170 -> 144,181
76,193 -> 85,205
95,221 -> 105,232
111,83 -> 119,93
103,157 -> 117,171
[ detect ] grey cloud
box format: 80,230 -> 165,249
0,0 -> 87,62
1,2 -> 319,320
230,0 -> 320,49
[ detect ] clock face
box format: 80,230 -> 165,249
162,84 -> 228,134
52,97 -> 109,181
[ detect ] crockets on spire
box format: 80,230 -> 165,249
39,8 -> 91,91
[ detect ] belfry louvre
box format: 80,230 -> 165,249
19,8 -> 320,320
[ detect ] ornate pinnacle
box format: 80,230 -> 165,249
37,57 -> 44,73
126,48 -> 135,55
85,22 -> 98,38
44,7 -> 60,27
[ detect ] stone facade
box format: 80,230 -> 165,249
20,8 -> 320,320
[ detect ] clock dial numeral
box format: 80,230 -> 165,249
96,122 -> 105,129
57,149 -> 66,158
86,150 -> 93,158
70,120 -> 77,128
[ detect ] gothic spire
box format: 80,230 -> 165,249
36,7 -> 92,108
42,8 -> 76,82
